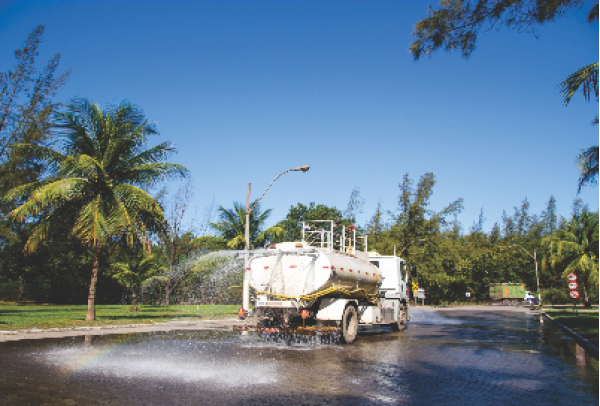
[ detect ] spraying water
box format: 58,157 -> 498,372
142,250 -> 249,306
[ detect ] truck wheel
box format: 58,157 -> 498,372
252,309 -> 261,327
341,305 -> 358,344
391,304 -> 407,332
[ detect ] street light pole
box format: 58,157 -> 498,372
243,182 -> 251,315
508,244 -> 541,306
242,165 -> 310,313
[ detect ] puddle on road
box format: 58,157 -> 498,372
408,309 -> 462,325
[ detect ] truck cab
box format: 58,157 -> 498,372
368,253 -> 408,301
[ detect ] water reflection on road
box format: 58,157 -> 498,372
0,308 -> 597,405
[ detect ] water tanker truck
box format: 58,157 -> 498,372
235,221 -> 410,343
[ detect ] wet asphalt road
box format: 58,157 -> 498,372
0,308 -> 597,405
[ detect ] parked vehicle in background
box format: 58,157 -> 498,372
524,291 -> 538,305
489,283 -> 528,305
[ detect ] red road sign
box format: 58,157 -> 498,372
568,282 -> 578,290
567,273 -> 577,281
570,291 -> 580,299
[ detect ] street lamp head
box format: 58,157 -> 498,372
292,165 -> 310,172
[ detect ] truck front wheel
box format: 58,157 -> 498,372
341,305 -> 358,344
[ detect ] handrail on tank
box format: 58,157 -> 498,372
301,220 -> 368,254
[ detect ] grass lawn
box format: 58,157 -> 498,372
546,310 -> 599,348
0,304 -> 240,331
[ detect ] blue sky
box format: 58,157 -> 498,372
1,0 -> 598,234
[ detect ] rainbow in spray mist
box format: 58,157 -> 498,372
42,333 -> 280,387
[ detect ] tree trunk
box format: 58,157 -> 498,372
164,280 -> 171,306
582,282 -> 589,303
18,275 -> 23,304
86,245 -> 101,321
145,231 -> 151,253
131,288 -> 138,312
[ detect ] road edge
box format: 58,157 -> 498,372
542,312 -> 599,360
0,318 -> 240,342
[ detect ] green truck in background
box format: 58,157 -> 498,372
489,283 -> 535,305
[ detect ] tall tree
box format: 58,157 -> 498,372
344,187 -> 365,225
394,172 -> 464,246
275,202 -> 344,243
365,201 -> 389,251
540,195 -> 558,234
470,208 -> 486,234
0,25 -> 70,190
6,98 -> 187,320
390,173 -> 463,288
0,25 -> 70,263
159,181 -> 196,269
210,201 -> 282,249
410,0 -> 593,59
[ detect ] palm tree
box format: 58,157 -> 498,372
545,210 -> 599,303
209,200 -> 282,249
576,146 -> 599,190
559,62 -> 599,190
6,98 -> 187,320
111,248 -> 162,311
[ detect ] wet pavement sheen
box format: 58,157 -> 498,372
0,308 -> 597,405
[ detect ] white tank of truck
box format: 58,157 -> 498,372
240,221 -> 410,344
248,243 -> 382,299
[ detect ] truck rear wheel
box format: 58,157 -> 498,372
341,305 -> 358,344
392,304 -> 407,332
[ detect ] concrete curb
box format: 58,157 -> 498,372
0,318 -> 240,341
542,312 -> 599,360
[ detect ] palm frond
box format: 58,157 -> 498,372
112,183 -> 166,238
4,179 -> 51,203
11,143 -> 67,171
71,196 -> 108,245
577,145 -> 599,191
559,62 -> 599,105
119,162 -> 189,185
254,226 -> 284,245
227,235 -> 246,249
55,99 -> 101,155
123,142 -> 176,166
23,217 -> 52,253
9,178 -> 88,221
